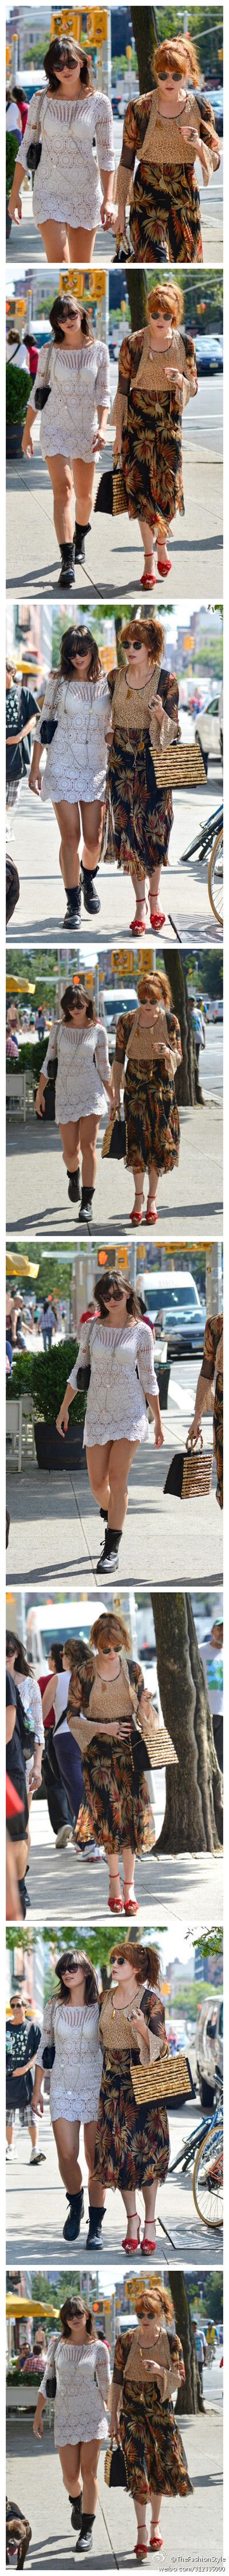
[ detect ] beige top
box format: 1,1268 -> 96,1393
110,664 -> 176,751
122,2322 -> 184,2403
68,1647 -> 159,1760
140,90 -> 210,170
99,1984 -> 162,2068
112,325 -> 197,450
124,1003 -> 181,1079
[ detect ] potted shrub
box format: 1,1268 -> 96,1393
8,1338 -> 86,1469
6,358 -> 29,459
8,1037 -> 57,1120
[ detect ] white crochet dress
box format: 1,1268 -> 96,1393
30,338 -> 110,462
69,1318 -> 158,1446
41,2332 -> 110,2446
15,89 -> 114,229
42,1016 -> 110,1122
34,673 -> 109,804
35,1999 -> 103,2122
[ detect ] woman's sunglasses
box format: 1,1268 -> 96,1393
159,68 -> 183,81
73,636 -> 90,656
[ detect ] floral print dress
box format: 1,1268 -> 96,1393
112,2325 -> 193,2499
103,662 -> 179,885
203,1315 -> 223,1508
94,1984 -> 170,2190
114,1004 -> 181,1177
112,325 -> 198,537
116,85 -> 219,265
67,1652 -> 156,1856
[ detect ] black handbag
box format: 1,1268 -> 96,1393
42,1997 -> 56,2070
6,858 -> 20,924
77,1363 -> 91,1390
34,381 -> 50,410
40,715 -> 58,744
94,468 -> 113,516
45,2340 -> 58,2397
35,1054 -> 58,1123
105,2442 -> 128,2490
26,91 -> 42,174
102,1111 -> 126,1161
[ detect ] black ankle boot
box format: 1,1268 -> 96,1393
68,1167 -> 81,1202
57,541 -> 76,591
77,1184 -> 94,1230
96,1526 -> 122,1574
86,2203 -> 106,2250
74,519 -> 90,562
62,2187 -> 84,2242
63,884 -> 81,927
81,864 -> 101,916
100,1506 -> 108,1522
75,2515 -> 95,2555
70,2497 -> 82,2532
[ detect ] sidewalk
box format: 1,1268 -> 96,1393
27,1797 -> 223,1927
6,436 -> 223,599
6,777 -> 223,948
6,2411 -> 223,2569
6,1406 -> 222,1587
6,2098 -> 223,2271
6,1096 -> 223,1241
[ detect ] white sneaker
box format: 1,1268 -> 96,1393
55,1825 -> 73,1848
30,2147 -> 46,2163
6,2143 -> 17,2160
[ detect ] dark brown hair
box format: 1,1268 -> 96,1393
93,1269 -> 141,1320
109,1941 -> 161,1988
6,1630 -> 31,1677
147,281 -> 183,326
61,983 -> 96,1027
90,1610 -> 131,1652
48,1641 -> 64,1674
60,2296 -> 94,2340
137,970 -> 172,1009
54,1948 -> 99,2006
44,37 -> 92,94
59,624 -> 101,684
121,615 -> 164,660
154,35 -> 200,85
49,293 -> 93,344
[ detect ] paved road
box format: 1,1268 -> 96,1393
6,2093 -> 223,2269
6,389 -> 223,598
6,766 -> 223,947
6,2409 -> 223,2570
6,1090 -> 223,1239
202,1027 -> 223,1095
6,1387 -> 223,1589
25,1792 -> 223,1926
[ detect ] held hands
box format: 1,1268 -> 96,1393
101,200 -> 116,229
92,429 -> 106,453
35,1085 -> 46,1116
56,1406 -> 69,1437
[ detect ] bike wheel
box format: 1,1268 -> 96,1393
208,828 -> 223,926
192,2122 -> 223,2227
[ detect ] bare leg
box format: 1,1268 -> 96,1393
108,1435 -> 139,1530
80,1115 -> 100,1188
142,2180 -> 157,2244
135,2496 -> 148,2547
81,2437 -> 100,2518
148,864 -> 163,917
86,1439 -> 111,1512
81,796 -> 103,872
38,220 -> 70,261
46,457 -> 73,547
121,2187 -> 139,2247
72,458 -> 96,528
28,2120 -> 38,2152
139,516 -> 156,573
68,226 -> 96,261
156,522 -> 172,566
84,2120 -> 105,2208
129,1163 -> 145,1215
147,1160 -> 160,1218
53,799 -> 81,890
6,2124 -> 13,2146
150,2490 -> 163,2540
58,2442 -> 81,2500
131,871 -> 147,928
59,1119 -> 80,1176
52,2116 -> 82,2194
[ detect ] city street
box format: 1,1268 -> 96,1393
24,1791 -> 223,1925
6,1083 -> 223,1238
6,1374 -> 222,1590
6,2405 -> 223,2570
6,2092 -> 223,2268
6,767 -> 223,946
6,123 -> 223,264
6,376 -> 223,599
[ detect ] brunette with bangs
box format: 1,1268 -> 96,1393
109,2268 -> 191,2554
22,292 -> 110,594
104,609 -> 180,934
66,1606 -> 161,1911
35,977 -> 112,1220
32,1945 -> 107,2260
9,30 -> 115,265
108,966 -> 182,1224
33,2284 -> 110,2547
29,622 -> 110,936
57,1262 -> 163,1578
112,277 -> 198,584
115,29 -> 220,265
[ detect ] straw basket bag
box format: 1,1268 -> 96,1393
164,1430 -> 212,1499
131,2051 -> 194,2107
152,741 -> 206,789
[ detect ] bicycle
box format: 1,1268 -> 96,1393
181,801 -> 223,929
169,2071 -> 223,2228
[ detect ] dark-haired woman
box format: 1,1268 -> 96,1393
21,296 -> 110,588
104,615 -> 179,934
9,35 -> 114,262
33,2294 -> 110,2556
67,1611 -> 159,1916
109,970 -> 181,1225
110,2282 -> 192,2560
29,625 -> 110,928
115,34 -> 220,266
56,1270 -> 163,1574
10,1635 -> 44,1817
94,1942 -> 170,2258
112,280 -> 198,587
32,1951 -> 106,2251
35,983 -> 111,1221
39,1641 -> 73,1849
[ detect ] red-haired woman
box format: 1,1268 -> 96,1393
115,35 -> 220,265
112,280 -> 198,588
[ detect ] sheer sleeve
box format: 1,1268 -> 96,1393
41,1017 -> 59,1078
136,1324 -> 159,1403
165,1010 -> 182,1074
113,2331 -> 132,2387
151,666 -> 180,751
203,1317 -> 219,1378
14,90 -> 41,174
29,340 -> 50,417
35,2002 -> 53,2069
111,334 -> 132,445
144,1988 -> 168,2060
198,94 -> 220,177
34,675 -> 58,744
93,91 -> 114,174
95,342 -> 110,412
68,1323 -> 92,1389
95,2340 -> 111,2402
115,96 -> 140,222
94,1022 -> 110,1083
40,2335 -> 57,2396
180,330 -> 198,402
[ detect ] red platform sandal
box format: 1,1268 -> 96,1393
141,2228 -> 156,2255
108,1877 -> 123,1913
129,916 -> 147,937
123,1884 -> 139,1913
149,2534 -> 163,2551
134,2533 -> 148,2559
129,1207 -> 143,1226
146,1203 -> 157,1225
122,2216 -> 141,2255
149,908 -> 165,932
157,557 -> 171,578
140,571 -> 157,589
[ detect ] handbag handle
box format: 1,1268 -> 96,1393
185,1431 -> 203,1454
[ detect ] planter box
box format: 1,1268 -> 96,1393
6,424 -> 25,458
34,1419 -> 85,1472
157,1363 -> 171,1411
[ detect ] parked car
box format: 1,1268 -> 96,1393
103,985 -> 138,1059
196,1993 -> 223,2107
202,83 -> 223,135
194,689 -> 222,772
194,334 -> 223,374
141,1270 -> 206,1359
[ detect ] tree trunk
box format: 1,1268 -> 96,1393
165,953 -> 204,1107
128,270 -> 147,333
131,7 -> 158,95
114,611 -> 124,660
151,1593 -> 222,1851
168,2273 -> 204,2414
